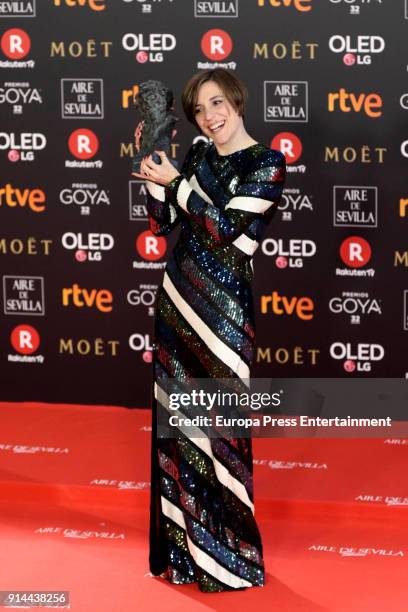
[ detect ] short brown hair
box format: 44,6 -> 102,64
181,68 -> 248,130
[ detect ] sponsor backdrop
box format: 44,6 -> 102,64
0,0 -> 407,407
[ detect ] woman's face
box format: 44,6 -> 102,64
194,80 -> 242,145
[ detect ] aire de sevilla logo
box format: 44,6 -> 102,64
1,29 -> 31,59
201,30 -> 233,60
68,129 -> 99,159
10,324 -> 40,354
340,236 -> 371,268
136,230 -> 166,261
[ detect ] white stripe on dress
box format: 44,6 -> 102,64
146,180 -> 165,202
146,180 -> 178,222
154,382 -> 254,513
161,496 -> 253,589
188,174 -> 214,204
162,272 -> 250,382
232,234 -> 259,256
225,196 -> 273,214
175,178 -> 193,212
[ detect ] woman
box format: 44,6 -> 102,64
132,68 -> 286,592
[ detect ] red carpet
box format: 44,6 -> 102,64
0,401 -> 407,611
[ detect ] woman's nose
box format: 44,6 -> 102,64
203,108 -> 214,122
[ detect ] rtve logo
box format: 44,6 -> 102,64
328,89 -> 383,117
260,291 -> 314,320
68,129 -> 99,159
201,30 -> 233,60
1,29 -> 31,60
53,0 -> 106,10
400,198 -> 408,217
257,0 -> 312,11
122,84 -> 139,109
62,284 -> 113,312
0,184 -> 46,212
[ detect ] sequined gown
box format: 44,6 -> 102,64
145,140 -> 286,592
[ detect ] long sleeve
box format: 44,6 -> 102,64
144,145 -> 198,236
165,147 -> 286,249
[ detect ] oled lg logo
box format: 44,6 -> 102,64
198,29 -> 236,69
271,132 -> 305,174
261,238 -> 316,268
0,28 -> 34,68
122,33 -> 176,63
329,35 -> 385,66
0,1 -> 36,17
0,132 -> 46,162
61,232 -> 114,262
330,342 -> 384,373
66,128 -> 103,169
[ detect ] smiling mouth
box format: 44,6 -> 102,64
208,120 -> 225,134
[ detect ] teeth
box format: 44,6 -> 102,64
209,121 -> 225,132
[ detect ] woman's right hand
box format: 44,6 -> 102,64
134,120 -> 144,152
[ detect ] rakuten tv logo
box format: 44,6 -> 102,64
68,129 -> 99,159
340,236 -> 371,268
136,230 -> 166,261
336,236 -> 375,278
201,29 -> 232,60
260,291 -> 314,320
8,324 -> 44,364
257,0 -> 312,12
53,0 -> 106,11
66,129 -> 102,169
328,89 -> 383,117
271,132 -> 302,163
271,132 -> 305,174
10,324 -> 40,354
1,29 -> 31,60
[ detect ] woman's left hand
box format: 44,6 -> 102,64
132,151 -> 180,185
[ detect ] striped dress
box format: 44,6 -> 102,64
145,140 -> 286,592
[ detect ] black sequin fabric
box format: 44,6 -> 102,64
146,140 -> 286,592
